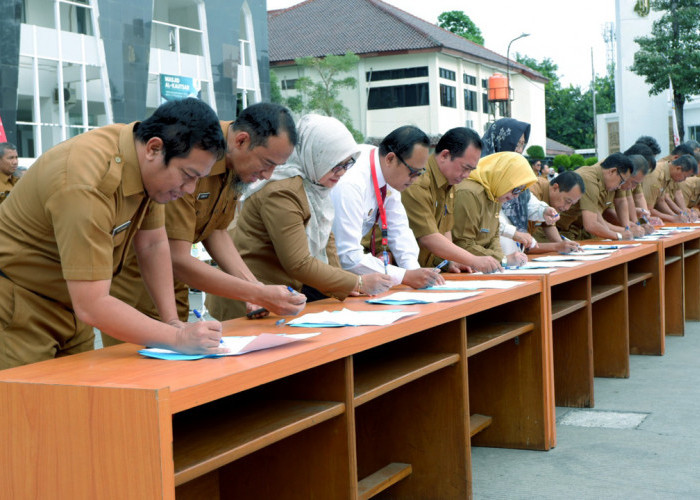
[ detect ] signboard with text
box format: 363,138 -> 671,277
160,74 -> 201,103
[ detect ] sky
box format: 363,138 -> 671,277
266,0 -> 617,89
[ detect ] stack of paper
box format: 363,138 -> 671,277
288,308 -> 417,327
367,291 -> 480,305
533,254 -> 610,262
425,280 -> 525,290
139,332 -> 321,360
580,244 -> 641,250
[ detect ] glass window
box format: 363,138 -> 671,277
482,92 -> 489,112
689,125 -> 700,142
463,74 -> 476,86
481,78 -> 489,89
464,89 -> 477,111
367,83 -> 430,110
440,84 -> 456,108
439,68 -> 456,81
366,66 -> 428,82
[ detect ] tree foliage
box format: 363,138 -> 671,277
552,154 -> 572,170
569,154 -> 585,168
517,54 -> 615,150
438,11 -> 484,45
630,0 -> 700,142
271,52 -> 363,142
526,145 -> 545,159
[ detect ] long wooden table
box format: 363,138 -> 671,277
0,281 -> 549,499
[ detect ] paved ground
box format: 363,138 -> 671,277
472,322 -> 700,499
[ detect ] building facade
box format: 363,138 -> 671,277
1,0 -> 270,162
269,0 -> 547,145
597,0 -> 700,157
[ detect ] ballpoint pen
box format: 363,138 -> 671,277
382,250 -> 389,275
433,259 -> 449,272
194,309 -> 224,345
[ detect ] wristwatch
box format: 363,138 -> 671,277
501,256 -> 508,267
615,232 -> 623,240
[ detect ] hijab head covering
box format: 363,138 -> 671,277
481,118 -> 531,157
469,152 -> 537,202
243,114 -> 360,263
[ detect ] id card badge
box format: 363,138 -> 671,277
112,220 -> 132,236
480,228 -> 490,233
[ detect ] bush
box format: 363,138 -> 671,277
585,156 -> 598,166
526,145 -> 545,159
552,154 -> 571,170
569,154 -> 585,168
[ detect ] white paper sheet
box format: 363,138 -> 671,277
368,291 -> 480,304
288,308 -> 418,327
426,280 -> 525,290
533,254 -> 610,262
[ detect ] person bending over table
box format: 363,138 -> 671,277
207,115 -> 393,320
642,153 -> 698,223
452,152 -> 537,269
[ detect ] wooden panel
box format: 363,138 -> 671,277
466,322 -> 534,357
358,463 -> 412,500
552,306 -> 593,407
683,248 -> 700,258
683,243 -> 700,321
173,400 -> 344,486
627,252 -> 664,355
551,299 -> 588,321
592,292 -> 629,378
665,249 -> 685,335
353,352 -> 460,407
469,414 -> 493,437
590,284 -> 624,303
0,384 -> 170,499
627,272 -> 654,287
665,255 -> 682,265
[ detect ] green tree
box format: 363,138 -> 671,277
269,70 -> 284,105
552,154 -> 571,170
437,11 -> 484,45
517,54 -> 615,149
630,0 -> 700,142
280,52 -> 363,142
569,154 -> 585,168
526,145 -> 545,159
585,156 -> 599,165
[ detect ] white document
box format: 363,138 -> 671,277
426,280 -> 525,290
288,308 -> 418,327
369,291 -> 480,303
533,254 -> 610,262
580,244 -> 641,250
498,267 -> 557,275
519,261 -> 583,268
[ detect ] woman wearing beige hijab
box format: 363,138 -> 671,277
452,152 -> 537,268
207,114 -> 393,320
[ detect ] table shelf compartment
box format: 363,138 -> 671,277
469,413 -> 493,437
551,299 -> 588,320
627,272 -> 653,287
590,284 -> 624,303
358,462 -> 413,499
466,322 -> 534,357
665,255 -> 682,265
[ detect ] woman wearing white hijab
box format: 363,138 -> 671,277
206,114 -> 393,320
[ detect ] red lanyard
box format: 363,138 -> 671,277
369,149 -> 388,246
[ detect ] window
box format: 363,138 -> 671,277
280,78 -> 297,90
366,66 -> 428,82
367,83 -> 429,110
464,89 -> 477,111
689,125 -> 700,142
482,92 -> 489,113
481,78 -> 489,89
440,84 -> 456,108
439,68 -> 456,81
463,74 -> 476,86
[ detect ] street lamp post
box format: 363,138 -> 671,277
506,32 -> 530,117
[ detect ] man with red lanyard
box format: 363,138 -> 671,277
331,126 -> 445,289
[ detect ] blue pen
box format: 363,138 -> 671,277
382,250 -> 389,275
287,286 -> 298,295
276,319 -> 286,326
433,259 -> 449,272
194,309 -> 224,345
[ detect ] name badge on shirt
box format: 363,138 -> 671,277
112,220 -> 131,236
197,192 -> 211,200
480,228 -> 490,233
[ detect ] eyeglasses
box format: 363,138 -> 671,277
331,157 -> 356,174
391,149 -> 426,178
616,169 -> 631,187
516,139 -> 527,151
511,185 -> 527,196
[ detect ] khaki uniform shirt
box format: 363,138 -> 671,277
0,123 -> 162,308
642,161 -> 672,208
529,177 -> 551,241
556,164 -> 613,239
0,174 -> 17,204
452,179 -> 503,260
401,155 -> 454,267
680,177 -> 700,208
110,121 -> 236,322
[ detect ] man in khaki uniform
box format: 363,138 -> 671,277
0,142 -> 18,203
680,175 -> 700,210
0,98 -> 227,369
606,154 -> 652,236
402,127 -> 501,273
556,153 -> 635,241
528,171 -> 584,252
109,103 -> 306,336
642,153 -> 697,222
610,143 -> 658,234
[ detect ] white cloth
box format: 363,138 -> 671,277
331,145 -> 420,285
243,114 -> 359,263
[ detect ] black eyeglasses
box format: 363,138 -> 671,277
331,157 -> 356,175
616,169 -> 630,187
512,185 -> 527,195
391,148 -> 426,178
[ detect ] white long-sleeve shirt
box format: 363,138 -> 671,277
499,194 -> 549,238
331,145 -> 420,285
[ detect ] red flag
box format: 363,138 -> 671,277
0,113 -> 6,143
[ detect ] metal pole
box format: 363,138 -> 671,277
506,33 -> 530,118
591,47 -> 597,154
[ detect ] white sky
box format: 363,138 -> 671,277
266,0 -> 617,89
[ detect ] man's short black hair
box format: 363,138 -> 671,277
624,142 -> 656,170
551,170 -> 585,194
601,152 -> 634,174
635,135 -> 661,155
233,102 -> 297,149
135,98 -> 226,165
0,142 -> 17,158
672,154 -> 698,174
627,154 -> 651,176
684,139 -> 700,151
672,143 -> 694,156
435,127 -> 482,159
379,125 -> 430,160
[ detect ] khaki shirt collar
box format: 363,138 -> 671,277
211,120 -> 234,177
428,155 -> 450,191
119,122 -> 147,197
